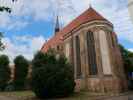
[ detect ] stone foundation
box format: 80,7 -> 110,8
75,77 -> 127,93
75,79 -> 86,92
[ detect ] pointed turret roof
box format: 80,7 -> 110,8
55,16 -> 60,34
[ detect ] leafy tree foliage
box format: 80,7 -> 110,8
0,1 -> 17,49
14,55 -> 29,90
31,51 -> 75,99
0,32 -> 4,51
119,44 -> 133,74
119,45 -> 133,89
0,55 -> 10,91
0,7 -> 11,13
0,0 -> 17,13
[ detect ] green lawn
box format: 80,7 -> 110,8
0,91 -> 35,100
0,91 -> 100,100
0,91 -> 131,100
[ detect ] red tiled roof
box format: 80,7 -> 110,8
41,33 -> 63,52
59,7 -> 111,35
41,7 -> 111,52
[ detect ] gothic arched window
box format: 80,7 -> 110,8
75,36 -> 82,78
87,31 -> 98,75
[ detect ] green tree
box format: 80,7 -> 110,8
0,32 -> 4,51
0,1 -> 18,50
119,44 -> 133,76
0,6 -> 11,13
0,55 -> 10,91
0,0 -> 17,13
31,51 -> 75,99
14,55 -> 29,90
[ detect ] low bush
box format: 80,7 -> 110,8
5,82 -> 15,91
31,51 -> 75,99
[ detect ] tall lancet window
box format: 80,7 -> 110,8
87,31 -> 98,75
75,36 -> 82,78
99,30 -> 112,75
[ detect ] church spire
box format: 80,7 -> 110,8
55,16 -> 60,35
89,0 -> 92,8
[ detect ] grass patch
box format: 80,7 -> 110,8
0,91 -> 131,100
0,91 -> 35,100
0,91 -> 92,100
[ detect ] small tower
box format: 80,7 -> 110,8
55,16 -> 60,35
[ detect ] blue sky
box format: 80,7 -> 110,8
0,0 -> 133,62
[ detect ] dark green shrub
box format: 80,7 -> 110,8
119,45 -> 133,72
119,45 -> 133,90
14,55 -> 29,90
31,51 -> 75,99
5,82 -> 15,91
0,55 -> 10,91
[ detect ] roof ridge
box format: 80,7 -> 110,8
57,7 -> 112,35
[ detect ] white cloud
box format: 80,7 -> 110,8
0,35 -> 46,63
0,0 -> 133,62
129,48 -> 133,52
0,12 -> 29,30
49,0 -> 133,44
102,7 -> 133,43
71,0 -> 133,44
0,0 -> 55,30
0,0 -> 132,42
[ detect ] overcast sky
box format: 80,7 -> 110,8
0,0 -> 132,62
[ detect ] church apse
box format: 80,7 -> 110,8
41,7 -> 127,93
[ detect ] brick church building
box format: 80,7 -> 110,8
41,7 -> 127,93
